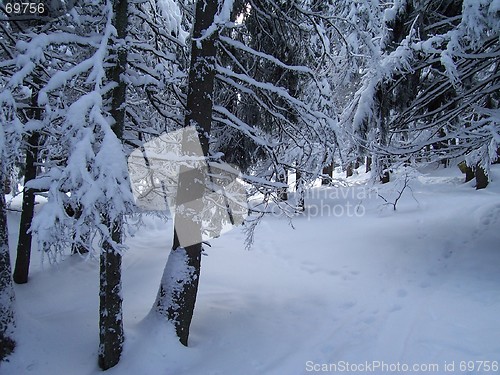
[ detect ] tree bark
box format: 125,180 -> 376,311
380,170 -> 390,184
98,217 -> 124,370
98,0 -> 128,369
296,169 -> 304,211
322,163 -> 333,185
3,176 -> 11,195
0,173 -> 16,361
152,0 -> 219,347
365,156 -> 372,173
346,163 -> 353,178
13,130 -> 40,284
13,70 -> 43,285
277,168 -> 288,201
475,164 -> 488,190
493,147 -> 500,164
465,165 -> 475,182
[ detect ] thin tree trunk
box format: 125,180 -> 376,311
13,73 -> 42,285
98,0 -> 128,369
277,169 -> 288,201
346,163 -> 353,178
365,156 -> 372,173
296,169 -> 304,211
13,130 -> 40,284
380,170 -> 390,184
475,164 -> 488,190
321,163 -> 333,185
153,0 -> 218,347
0,170 -> 16,361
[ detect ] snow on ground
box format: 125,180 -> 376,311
2,164 -> 500,375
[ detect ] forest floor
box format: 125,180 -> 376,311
2,163 -> 500,375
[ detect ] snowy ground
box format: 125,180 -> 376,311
2,164 -> 500,375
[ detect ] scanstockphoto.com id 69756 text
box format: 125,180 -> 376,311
305,360 -> 500,373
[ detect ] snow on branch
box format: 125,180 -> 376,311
219,36 -> 313,74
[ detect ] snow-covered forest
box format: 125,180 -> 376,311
1,0 -> 499,374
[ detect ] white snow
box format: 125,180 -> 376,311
2,164 -> 500,375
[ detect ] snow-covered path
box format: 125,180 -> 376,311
2,166 -> 500,375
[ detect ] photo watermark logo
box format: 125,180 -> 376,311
266,185 -> 379,219
127,126 -> 248,247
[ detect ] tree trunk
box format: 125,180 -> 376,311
155,241 -> 202,346
465,165 -> 475,182
13,130 -> 40,284
277,168 -> 288,201
493,147 -> 500,164
152,0 -> 218,347
98,217 -> 124,370
365,156 -> 372,173
380,169 -> 390,184
475,164 -> 488,190
354,158 -> 360,170
98,0 -> 128,369
13,71 -> 42,285
0,174 -> 16,361
296,169 -> 304,211
3,176 -> 11,195
346,163 -> 353,178
322,163 -> 333,185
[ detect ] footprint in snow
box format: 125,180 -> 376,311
470,203 -> 500,239
479,204 -> 500,226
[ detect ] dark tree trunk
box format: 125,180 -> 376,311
296,169 -> 304,211
380,170 -> 390,184
475,164 -> 488,190
346,163 -> 353,178
321,163 -> 333,185
153,0 -> 218,347
13,130 -> 40,284
277,169 -> 288,201
465,166 -> 475,182
0,174 -> 16,361
3,176 -> 11,195
98,217 -> 124,370
98,0 -> 128,369
493,147 -> 500,164
13,72 -> 42,285
365,156 -> 372,173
